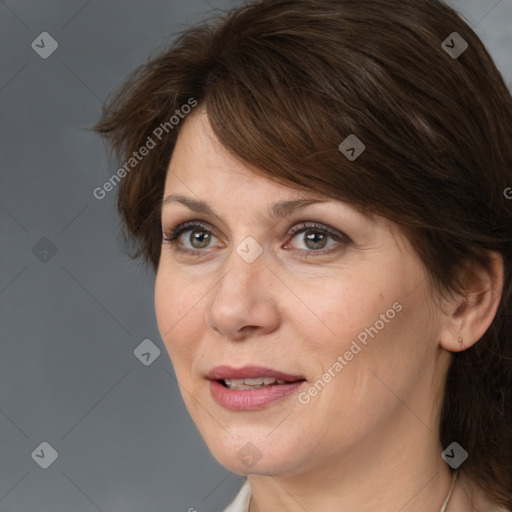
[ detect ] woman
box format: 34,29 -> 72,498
94,0 -> 512,510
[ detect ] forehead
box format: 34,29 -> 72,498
161,108 -> 388,228
160,108 -> 411,254
163,107 -> 327,200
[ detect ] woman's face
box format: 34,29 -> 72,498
155,108 -> 450,477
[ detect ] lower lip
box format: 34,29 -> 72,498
209,380 -> 305,411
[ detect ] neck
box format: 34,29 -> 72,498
247,409 -> 454,512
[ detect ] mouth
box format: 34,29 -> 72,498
218,376 -> 299,390
206,365 -> 306,386
206,365 -> 307,410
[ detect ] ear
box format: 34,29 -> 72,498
439,251 -> 504,352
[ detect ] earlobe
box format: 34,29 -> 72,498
439,251 -> 504,353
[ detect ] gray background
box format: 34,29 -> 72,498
1,1 -> 511,511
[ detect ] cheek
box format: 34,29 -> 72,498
304,274 -> 394,351
316,279 -> 435,417
154,271 -> 202,366
302,265 -> 424,390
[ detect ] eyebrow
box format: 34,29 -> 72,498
161,194 -> 329,219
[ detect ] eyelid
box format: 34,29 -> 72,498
288,221 -> 351,243
162,220 -> 218,242
162,219 -> 351,255
162,220 -> 345,242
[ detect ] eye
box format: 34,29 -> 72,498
162,220 -> 350,257
162,221 -> 218,255
283,222 -> 350,256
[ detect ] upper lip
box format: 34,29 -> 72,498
206,365 -> 306,382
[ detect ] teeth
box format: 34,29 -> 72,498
222,377 -> 289,390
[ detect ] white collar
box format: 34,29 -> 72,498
222,473 -> 464,512
222,479 -> 251,512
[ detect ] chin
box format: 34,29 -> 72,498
201,426 -> 308,476
215,451 -> 302,477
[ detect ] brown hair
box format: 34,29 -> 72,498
94,0 -> 512,507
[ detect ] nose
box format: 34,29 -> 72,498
205,244 -> 281,341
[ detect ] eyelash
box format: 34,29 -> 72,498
162,220 -> 350,258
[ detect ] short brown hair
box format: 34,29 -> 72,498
94,0 -> 512,506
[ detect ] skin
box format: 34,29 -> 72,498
155,108 -> 504,512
